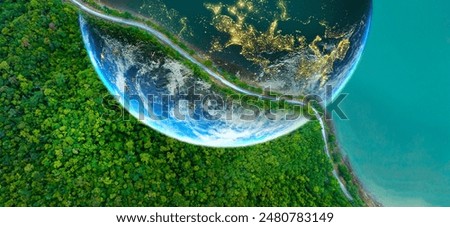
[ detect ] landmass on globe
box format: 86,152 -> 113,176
76,0 -> 371,147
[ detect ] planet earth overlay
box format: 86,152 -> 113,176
79,0 -> 372,147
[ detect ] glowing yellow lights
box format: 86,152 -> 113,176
205,0 -> 354,83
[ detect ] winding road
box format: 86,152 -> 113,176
70,0 -> 353,201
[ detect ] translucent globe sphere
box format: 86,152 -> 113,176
79,0 -> 372,147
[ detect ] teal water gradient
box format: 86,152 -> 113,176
334,0 -> 450,206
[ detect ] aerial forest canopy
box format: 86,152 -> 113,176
0,0 -> 362,206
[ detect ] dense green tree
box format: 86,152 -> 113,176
0,0 -> 363,207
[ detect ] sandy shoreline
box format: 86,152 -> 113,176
78,0 -> 381,207
324,117 -> 382,207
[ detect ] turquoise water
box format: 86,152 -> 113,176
334,0 -> 450,206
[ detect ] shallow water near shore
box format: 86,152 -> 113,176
333,0 -> 450,206
95,0 -> 450,206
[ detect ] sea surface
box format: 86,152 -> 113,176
96,0 -> 450,206
333,0 -> 450,206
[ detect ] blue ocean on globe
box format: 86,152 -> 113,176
79,0 -> 372,147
